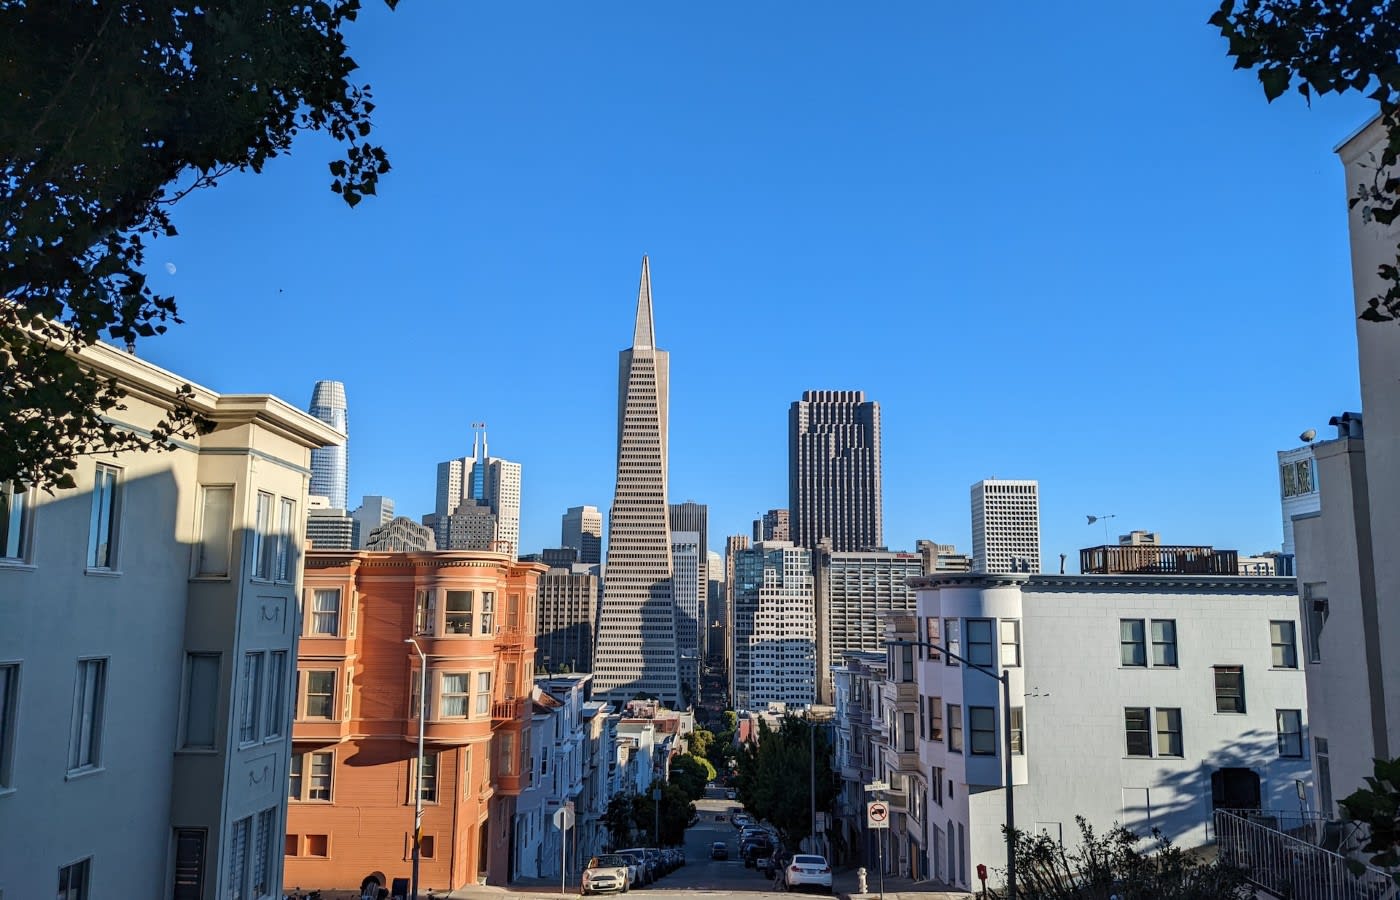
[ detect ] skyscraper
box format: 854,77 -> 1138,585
350,494 -> 394,548
723,533 -> 750,703
789,390 -> 882,552
308,380 -> 349,509
733,541 -> 817,710
669,501 -> 709,661
593,257 -> 679,705
752,508 -> 790,543
814,547 -> 924,702
561,505 -> 603,565
671,530 -> 703,701
536,564 -> 599,674
434,425 -> 522,559
706,549 -> 724,664
971,478 -> 1041,573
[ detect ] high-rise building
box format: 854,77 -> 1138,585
671,530 -> 703,702
306,495 -> 356,550
752,508 -> 790,542
435,425 -> 521,558
916,539 -> 974,574
350,494 -> 394,548
706,550 -> 724,664
561,505 -> 603,565
789,390 -> 882,552
970,479 -> 1041,573
732,541 -> 817,710
723,534 -> 749,703
308,380 -> 349,509
536,564 -> 599,675
445,501 -> 497,551
593,257 -> 679,705
814,547 -> 925,703
362,516 -> 435,551
669,501 -> 708,663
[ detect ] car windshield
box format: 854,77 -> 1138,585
591,855 -> 628,868
793,856 -> 826,865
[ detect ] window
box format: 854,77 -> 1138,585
1000,620 -> 1021,667
308,751 -> 332,800
416,751 -> 439,802
1150,620 -> 1178,667
305,670 -> 335,719
285,835 -> 299,857
0,663 -> 17,789
195,485 -> 233,577
68,658 -> 106,772
275,498 -> 296,581
1124,707 -> 1151,757
87,464 -> 121,569
969,706 -> 996,755
252,491 -> 274,580
289,753 -> 303,799
929,697 -> 943,742
944,619 -> 960,666
239,652 -> 264,744
311,589 -> 340,636
57,858 -> 90,900
445,590 -> 473,634
229,816 -> 250,900
967,620 -> 994,668
1156,708 -> 1183,757
1214,666 -> 1246,713
499,731 -> 516,775
306,834 -> 329,857
902,712 -> 916,752
480,591 -> 495,634
925,618 -> 941,660
173,828 -> 207,900
1281,459 -> 1314,497
1010,707 -> 1024,755
475,672 -> 492,715
1304,583 -> 1327,663
182,653 -> 220,750
930,766 -> 944,806
415,589 -> 436,635
441,673 -> 470,718
1120,620 -> 1146,667
0,481 -> 30,563
1276,710 -> 1303,757
503,662 -> 518,699
265,651 -> 287,739
253,808 -> 275,898
948,703 -> 963,752
899,645 -> 914,682
1271,621 -> 1298,669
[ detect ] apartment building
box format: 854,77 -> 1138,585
0,341 -> 340,900
285,549 -> 545,895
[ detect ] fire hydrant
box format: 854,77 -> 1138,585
857,867 -> 868,894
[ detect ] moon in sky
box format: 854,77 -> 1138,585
164,262 -> 177,275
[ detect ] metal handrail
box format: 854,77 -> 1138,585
1214,808 -> 1397,900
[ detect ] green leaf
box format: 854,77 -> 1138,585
1260,66 -> 1291,102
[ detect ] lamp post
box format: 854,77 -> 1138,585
405,638 -> 427,900
886,639 -> 1016,900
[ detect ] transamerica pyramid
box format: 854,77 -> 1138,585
592,257 -> 680,706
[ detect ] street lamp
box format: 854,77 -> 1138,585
886,638 -> 1017,900
405,638 -> 427,900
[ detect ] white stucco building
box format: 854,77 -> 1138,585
910,572 -> 1309,891
0,341 -> 340,900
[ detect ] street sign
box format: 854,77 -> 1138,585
553,805 -> 575,830
814,812 -> 828,831
865,780 -> 888,792
866,800 -> 890,829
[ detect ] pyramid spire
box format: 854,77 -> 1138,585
632,255 -> 655,350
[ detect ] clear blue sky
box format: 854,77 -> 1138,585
141,2 -> 1373,567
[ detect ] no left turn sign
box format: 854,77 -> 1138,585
866,800 -> 890,829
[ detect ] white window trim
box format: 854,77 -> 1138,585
0,481 -> 36,568
0,661 -> 19,793
191,484 -> 235,580
66,657 -> 107,777
85,463 -> 123,574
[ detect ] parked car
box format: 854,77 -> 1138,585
711,841 -> 728,861
582,854 -> 632,895
783,854 -> 833,893
742,836 -> 774,869
643,848 -> 664,878
616,851 -> 648,886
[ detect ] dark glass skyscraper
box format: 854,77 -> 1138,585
788,390 -> 882,552
308,380 -> 348,509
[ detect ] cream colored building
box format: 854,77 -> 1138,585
0,340 -> 340,900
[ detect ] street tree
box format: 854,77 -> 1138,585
1,0 -> 396,492
668,753 -> 716,802
1208,0 -> 1400,321
734,716 -> 836,851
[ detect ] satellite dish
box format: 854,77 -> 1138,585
1300,429 -> 1317,443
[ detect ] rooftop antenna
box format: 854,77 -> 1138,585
1086,513 -> 1117,543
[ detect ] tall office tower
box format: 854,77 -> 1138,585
814,547 -> 925,702
706,550 -> 724,664
561,504 -> 603,565
671,530 -> 703,702
723,534 -> 750,703
732,542 -> 817,710
308,380 -> 349,509
788,390 -> 882,551
445,501 -> 497,550
752,508 -> 790,542
306,495 -> 356,549
593,257 -> 680,705
669,500 -> 709,655
971,478 -> 1041,573
434,425 -> 522,558
536,563 -> 599,674
916,539 -> 974,573
350,494 -> 394,548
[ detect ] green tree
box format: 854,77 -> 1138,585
734,716 -> 837,851
668,753 -> 716,801
1208,0 -> 1400,321
631,779 -> 696,846
1339,756 -> 1400,884
1,0 -> 396,492
689,727 -> 714,761
603,794 -> 638,849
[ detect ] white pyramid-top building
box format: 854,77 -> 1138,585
593,257 -> 680,705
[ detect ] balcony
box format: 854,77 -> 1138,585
492,697 -> 527,725
494,625 -> 525,649
1080,544 -> 1239,576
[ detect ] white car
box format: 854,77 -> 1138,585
783,854 -> 833,893
582,854 -> 632,894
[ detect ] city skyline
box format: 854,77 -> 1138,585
124,4 -> 1370,569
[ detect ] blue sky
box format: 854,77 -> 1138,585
141,2 -> 1374,567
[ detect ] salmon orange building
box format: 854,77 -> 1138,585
284,549 -> 546,896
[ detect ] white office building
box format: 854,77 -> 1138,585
815,548 -> 925,703
909,572 -> 1309,891
561,505 -> 602,565
0,340 -> 340,900
732,541 -> 817,711
971,479 -> 1041,574
435,425 -> 521,559
349,494 -> 394,548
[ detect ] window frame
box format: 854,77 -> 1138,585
310,588 -> 342,637
944,619 -> 960,667
480,590 -> 496,635
414,751 -> 439,803
968,706 -> 997,756
0,662 -> 18,790
302,669 -> 337,720
1214,666 -> 1246,714
1124,707 -> 1152,757
1,480 -> 35,565
193,484 -> 234,578
1010,706 -> 1024,755
474,671 -> 492,716
1120,619 -> 1146,667
251,490 -> 274,581
68,657 -> 107,774
947,702 -> 963,753
1150,619 -> 1178,667
86,463 -> 122,571
1276,709 -> 1304,758
441,672 -> 470,718
924,617 -> 941,660
57,857 -> 91,900
238,652 -> 264,745
275,497 -> 296,583
306,750 -> 333,801
445,590 -> 473,634
1271,620 -> 1299,669
966,619 -> 994,668
180,652 -> 220,751
1000,620 -> 1021,667
265,651 -> 287,740
1155,708 -> 1183,758
929,696 -> 943,742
